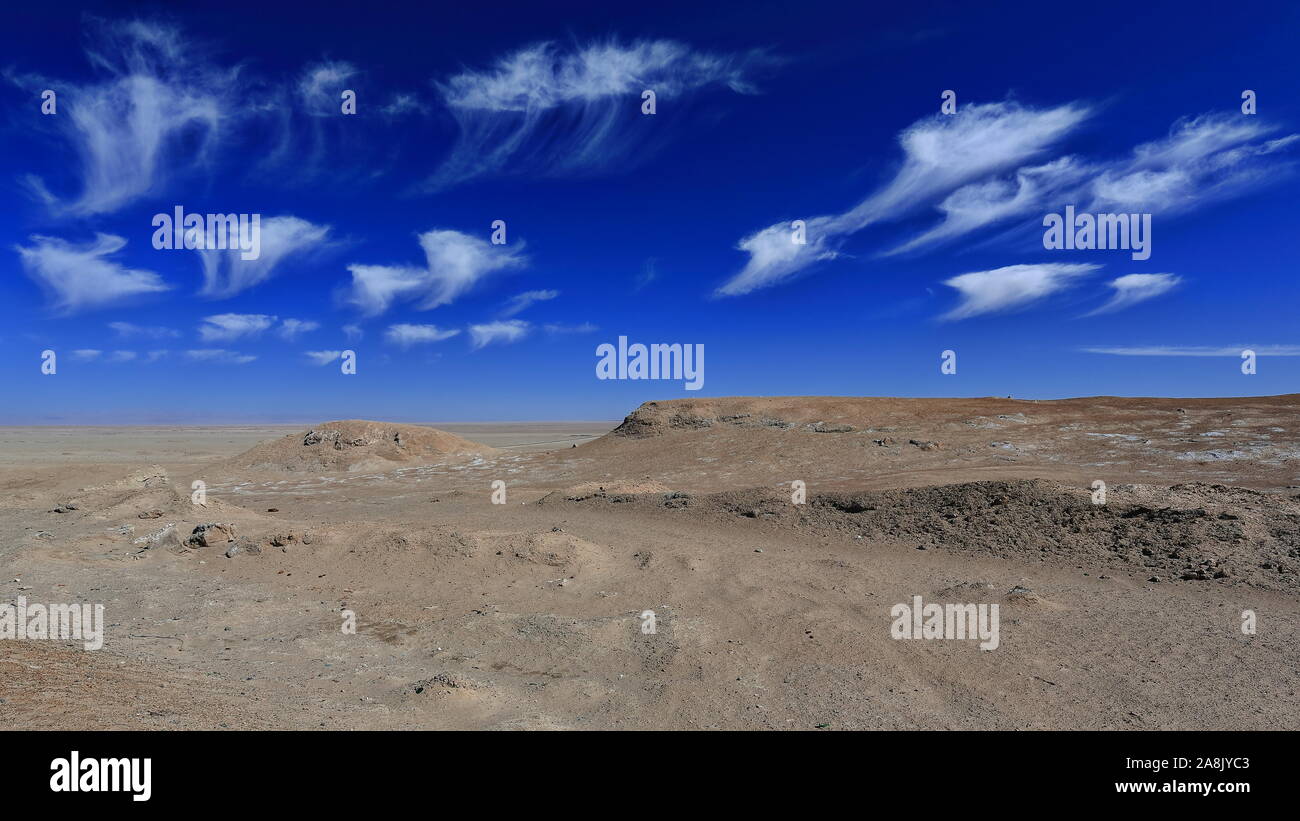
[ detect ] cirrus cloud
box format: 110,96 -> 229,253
108,321 -> 180,339
384,323 -> 461,348
277,318 -> 321,340
427,38 -> 770,190
304,350 -> 343,365
198,313 -> 277,342
468,319 -> 530,349
15,233 -> 170,314
717,100 -> 1092,296
1082,345 -> 1300,357
344,229 -> 526,316
184,348 -> 256,364
198,216 -> 331,298
940,262 -> 1100,321
15,20 -> 239,216
1083,273 -> 1181,316
500,289 -> 558,317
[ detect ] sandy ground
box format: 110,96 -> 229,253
2,396 -> 1298,730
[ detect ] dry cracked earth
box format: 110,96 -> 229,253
2,395 -> 1298,730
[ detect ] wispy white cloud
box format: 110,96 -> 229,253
543,322 -> 598,334
15,20 -> 239,216
344,229 -> 526,316
384,323 -> 461,347
940,262 -> 1099,320
1082,345 -> 1300,357
261,59 -> 424,181
501,288 -> 558,317
343,264 -> 426,317
304,350 -> 343,365
198,216 -> 330,298
297,61 -> 357,116
184,348 -> 256,364
634,258 -> 659,292
1083,273 -> 1181,316
278,318 -> 320,340
469,319 -> 530,349
887,157 -> 1090,254
198,313 -> 277,342
891,112 -> 1297,256
342,323 -> 364,341
719,105 -> 1298,297
1091,114 -> 1297,212
15,233 -> 170,314
717,101 -> 1091,296
108,321 -> 180,339
427,39 -> 769,190
380,93 -> 424,118
68,349 -> 142,363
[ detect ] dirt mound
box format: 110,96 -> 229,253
219,420 -> 493,473
61,465 -> 185,519
538,479 -> 673,503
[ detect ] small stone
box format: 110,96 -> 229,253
1007,585 -> 1042,604
188,523 -> 236,547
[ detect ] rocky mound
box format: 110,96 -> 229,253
219,420 -> 493,473
587,395 -> 1300,491
609,397 -> 876,437
608,394 -> 1300,439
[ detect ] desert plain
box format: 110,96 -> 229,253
2,394 -> 1298,730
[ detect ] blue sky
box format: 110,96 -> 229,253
1,0 -> 1298,423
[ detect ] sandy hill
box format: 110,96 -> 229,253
219,420 -> 493,473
